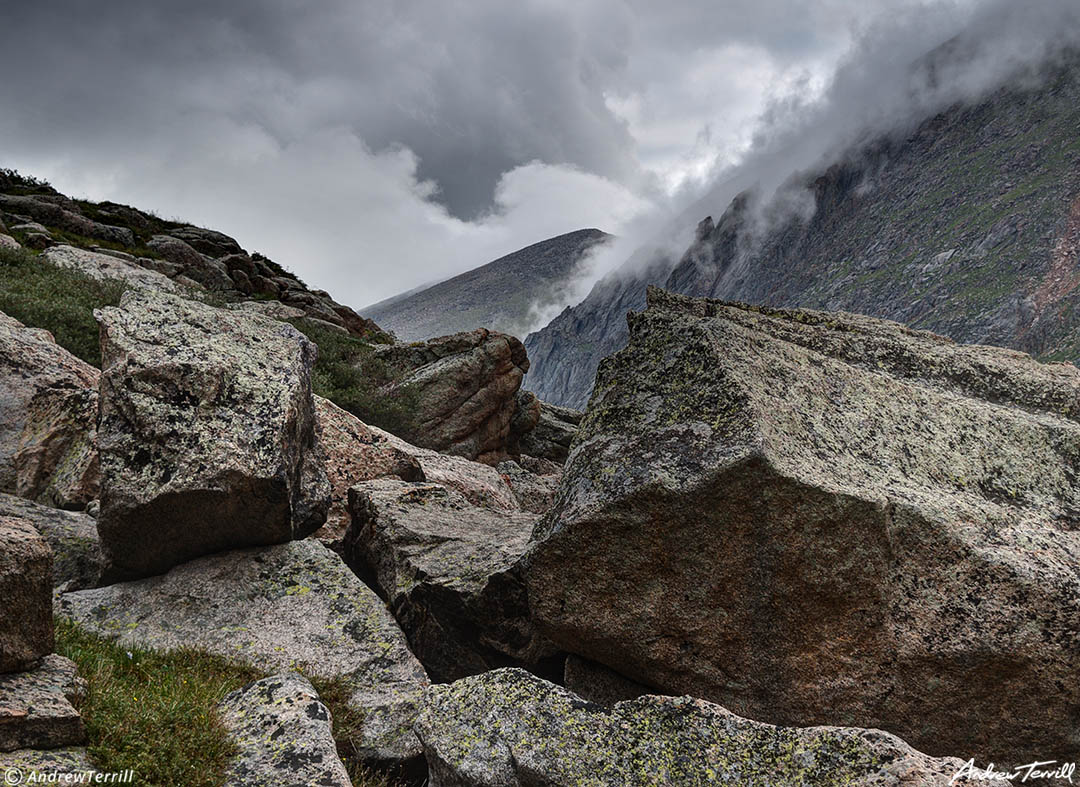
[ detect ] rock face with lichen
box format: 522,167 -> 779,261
0,495 -> 101,591
94,289 -> 330,581
56,539 -> 428,766
0,516 -> 53,673
345,479 -> 555,682
0,312 -> 99,510
375,329 -> 531,464
416,669 -> 966,787
0,654 -> 86,752
526,287 -> 1080,766
218,673 -> 351,787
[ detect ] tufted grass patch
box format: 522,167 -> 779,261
0,244 -> 125,367
55,619 -> 264,786
55,620 -> 407,786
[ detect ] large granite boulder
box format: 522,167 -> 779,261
218,673 -> 350,787
0,313 -> 99,509
0,495 -> 101,590
0,654 -> 86,752
0,516 -> 53,673
42,245 -> 181,293
526,287 -> 1080,766
416,669 -> 967,787
94,289 -> 330,581
345,479 -> 554,682
57,539 -> 428,765
375,329 -> 530,464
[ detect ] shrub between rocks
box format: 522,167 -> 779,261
289,317 -> 420,437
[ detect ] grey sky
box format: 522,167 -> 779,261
2,0 -> 1067,309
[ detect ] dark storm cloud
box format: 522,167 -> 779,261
1,0 -> 646,219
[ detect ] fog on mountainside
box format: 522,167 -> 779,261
523,0 -> 1080,409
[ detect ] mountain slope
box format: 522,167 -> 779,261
525,58 -> 1080,409
364,229 -> 611,341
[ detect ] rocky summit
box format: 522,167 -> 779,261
526,287 -> 1080,765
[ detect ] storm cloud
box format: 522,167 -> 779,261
2,0 -> 1072,308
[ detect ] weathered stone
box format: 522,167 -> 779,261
94,289 -> 330,581
0,747 -> 95,777
0,655 -> 86,752
147,235 -> 233,290
518,399 -> 582,463
42,245 -> 181,293
375,329 -> 530,464
416,669 -> 967,787
526,287 -> 1080,765
314,397 -> 517,545
563,655 -> 652,707
0,313 -> 99,509
0,517 -> 53,672
218,673 -> 350,787
0,234 -> 18,251
165,226 -> 243,258
57,539 -> 428,765
0,495 -> 100,590
496,460 -> 558,514
315,397 -> 424,543
0,194 -> 134,247
227,300 -> 306,322
23,233 -> 53,250
346,479 -> 554,682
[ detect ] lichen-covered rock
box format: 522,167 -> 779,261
42,245 -> 181,293
526,287 -> 1080,765
0,747 -> 95,777
94,289 -> 330,581
218,673 -> 350,787
0,312 -> 99,509
165,226 -> 243,258
57,539 -> 428,765
0,516 -> 53,673
0,234 -> 19,250
0,495 -> 100,590
375,329 -> 530,464
496,459 -> 559,514
517,396 -> 582,463
0,655 -> 86,752
314,396 -> 424,543
346,480 -> 553,682
416,669 -> 967,787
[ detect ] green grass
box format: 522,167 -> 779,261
290,317 -> 419,436
56,619 -> 264,786
55,620 -> 405,786
0,245 -> 125,366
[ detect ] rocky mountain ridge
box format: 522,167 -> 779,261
525,55 -> 1080,409
364,228 -> 611,341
